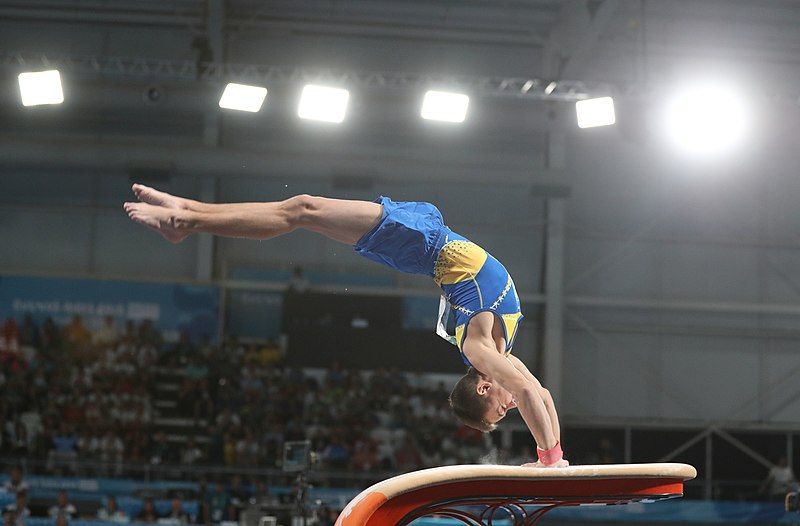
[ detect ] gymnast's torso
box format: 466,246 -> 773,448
353,196 -> 523,363
433,231 -> 523,359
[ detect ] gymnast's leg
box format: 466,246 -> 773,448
123,184 -> 383,245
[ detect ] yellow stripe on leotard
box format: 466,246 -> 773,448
453,311 -> 522,353
434,240 -> 487,286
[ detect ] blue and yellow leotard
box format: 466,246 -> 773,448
354,196 -> 523,366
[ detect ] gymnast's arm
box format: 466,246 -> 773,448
507,354 -> 561,445
462,326 -> 558,453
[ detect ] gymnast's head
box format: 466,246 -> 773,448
449,367 -> 516,432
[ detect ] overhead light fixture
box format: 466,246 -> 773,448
661,81 -> 749,158
544,81 -> 558,95
218,82 -> 268,112
298,84 -> 349,123
421,90 -> 469,123
521,80 -> 535,93
576,96 -> 616,128
18,69 -> 64,106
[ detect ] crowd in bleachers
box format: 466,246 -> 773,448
2,309 -> 797,525
0,311 -> 516,525
0,313 -> 502,478
1,314 -> 158,475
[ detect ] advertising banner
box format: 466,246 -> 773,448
0,275 -> 219,344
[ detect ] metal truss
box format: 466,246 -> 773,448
0,50 -> 614,102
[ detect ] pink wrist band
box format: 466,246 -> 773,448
537,441 -> 563,465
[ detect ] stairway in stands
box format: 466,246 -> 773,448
151,367 -> 209,451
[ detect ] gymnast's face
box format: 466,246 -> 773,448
479,380 -> 517,425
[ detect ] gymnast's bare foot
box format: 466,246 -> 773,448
132,183 -> 191,210
123,201 -> 190,243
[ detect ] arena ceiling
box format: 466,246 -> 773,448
1,0 -> 800,187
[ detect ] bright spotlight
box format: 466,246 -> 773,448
576,97 -> 616,128
18,70 -> 64,106
662,82 -> 749,157
219,83 -> 267,112
421,90 -> 469,123
298,85 -> 349,123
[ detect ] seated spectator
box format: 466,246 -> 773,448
17,314 -> 38,350
92,316 -> 120,348
179,437 -> 204,465
63,315 -> 91,352
39,317 -> 61,351
61,389 -> 86,427
2,490 -> 30,526
2,419 -> 30,459
1,467 -> 28,494
227,475 -> 251,522
99,428 -> 125,475
321,432 -> 350,470
205,424 -> 225,465
47,423 -> 79,474
316,505 -> 337,526
135,497 -> 159,523
393,436 -> 423,471
185,356 -> 209,382
0,319 -> 24,372
83,395 -> 103,428
48,490 -> 77,520
149,431 -> 177,465
239,364 -> 263,394
96,496 -> 129,523
235,429 -> 259,467
163,497 -> 189,524
204,480 -> 230,525
453,424 -> 484,447
351,439 -> 379,472
0,318 -> 20,354
136,343 -> 159,370
223,433 -> 237,466
251,481 -> 278,507
137,320 -> 162,349
215,408 -> 241,430
77,427 -> 101,463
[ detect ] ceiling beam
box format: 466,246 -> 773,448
0,135 -> 568,190
542,0 -> 621,79
0,51 -> 613,101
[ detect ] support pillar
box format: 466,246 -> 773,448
543,197 -> 566,402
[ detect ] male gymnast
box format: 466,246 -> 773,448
124,185 -> 567,467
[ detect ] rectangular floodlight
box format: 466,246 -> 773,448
219,83 -> 268,112
298,84 -> 349,123
576,96 -> 616,128
18,70 -> 64,106
421,90 -> 469,123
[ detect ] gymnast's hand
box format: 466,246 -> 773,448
521,459 -> 570,468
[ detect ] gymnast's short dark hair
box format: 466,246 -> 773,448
449,367 -> 495,433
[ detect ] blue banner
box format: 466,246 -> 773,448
0,275 -> 219,344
